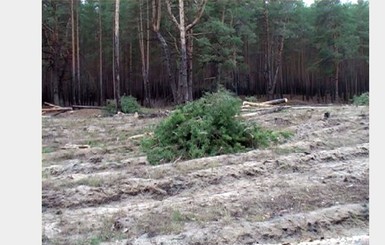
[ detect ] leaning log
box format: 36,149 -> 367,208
44,102 -> 61,108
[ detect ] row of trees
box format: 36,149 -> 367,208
42,0 -> 369,107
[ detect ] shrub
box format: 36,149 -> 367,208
102,99 -> 117,116
121,95 -> 141,113
103,96 -> 141,116
352,92 -> 369,106
141,89 -> 291,165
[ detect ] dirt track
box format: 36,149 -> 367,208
42,104 -> 369,245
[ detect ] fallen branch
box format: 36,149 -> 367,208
61,144 -> 90,149
128,132 -> 153,140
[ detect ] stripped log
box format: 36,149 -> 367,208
242,98 -> 288,108
61,144 -> 90,149
261,98 -> 288,105
72,105 -> 104,110
44,102 -> 61,108
42,107 -> 73,113
241,106 -> 291,118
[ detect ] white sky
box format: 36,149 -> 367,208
302,0 -> 359,6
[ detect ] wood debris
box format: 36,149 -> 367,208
42,102 -> 73,115
61,144 -> 91,149
240,98 -> 289,117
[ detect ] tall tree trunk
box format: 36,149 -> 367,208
165,0 -> 207,104
52,3 -> 60,105
71,0 -> 76,104
114,0 -> 121,112
99,0 -> 104,106
178,0 -> 189,103
146,0 -> 151,106
152,0 -> 177,102
129,40 -> 133,95
138,0 -> 151,106
76,0 -> 81,104
52,68 -> 60,105
268,35 -> 284,98
156,31 -> 177,102
263,0 -> 272,99
112,33 -> 115,99
335,61 -> 340,103
152,0 -> 178,102
187,28 -> 193,101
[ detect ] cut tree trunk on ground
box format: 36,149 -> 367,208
241,106 -> 291,117
242,98 -> 288,108
44,102 -> 61,108
42,107 -> 73,113
61,144 -> 90,149
72,105 -> 104,110
43,102 -> 73,115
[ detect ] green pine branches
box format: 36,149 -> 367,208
141,90 -> 291,164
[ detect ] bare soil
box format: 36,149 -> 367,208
42,105 -> 369,245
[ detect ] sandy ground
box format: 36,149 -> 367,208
42,104 -> 369,245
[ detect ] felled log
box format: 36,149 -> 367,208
72,105 -> 104,110
42,107 -> 73,113
261,98 -> 288,105
241,106 -> 291,118
61,144 -> 90,149
242,98 -> 288,108
44,102 -> 61,108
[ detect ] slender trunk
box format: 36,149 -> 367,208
187,28 -> 193,101
152,0 -> 177,102
112,33 -> 115,99
99,0 -> 104,105
71,0 -> 76,104
52,3 -> 60,105
138,0 -> 150,106
269,35 -> 284,97
129,40 -> 132,95
335,61 -> 340,103
76,0 -> 81,104
146,0 -> 151,106
178,0 -> 188,103
52,68 -> 60,105
165,0 -> 207,104
156,31 -> 177,102
263,0 -> 272,99
114,0 -> 121,112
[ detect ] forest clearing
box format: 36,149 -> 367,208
42,99 -> 369,245
42,0 -> 370,244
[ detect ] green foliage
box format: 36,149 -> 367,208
352,92 -> 369,105
42,147 -> 55,154
141,90 -> 291,164
120,95 -> 141,113
102,99 -> 117,116
103,96 -> 141,116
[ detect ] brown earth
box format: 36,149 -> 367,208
42,104 -> 369,245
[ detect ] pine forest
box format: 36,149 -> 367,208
42,0 -> 369,107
